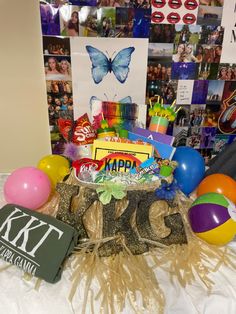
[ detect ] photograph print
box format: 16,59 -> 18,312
206,79 -> 225,105
200,127 -> 217,149
174,24 -> 201,45
146,79 -> 177,102
186,126 -> 201,149
147,61 -> 172,81
149,24 -> 175,43
149,43 -> 173,62
189,104 -> 206,127
198,25 -> 224,45
174,105 -> 191,127
191,80 -> 209,104
172,43 -> 197,63
40,2 -> 60,36
69,0 -> 97,5
44,56 -> 72,80
97,7 -> 116,37
199,0 -> 224,7
197,5 -> 223,26
203,104 -> 221,127
115,8 -> 134,38
171,62 -> 198,80
43,36 -> 70,56
151,0 -> 199,25
79,6 -> 98,37
59,5 -> 80,36
217,64 -> 236,81
133,8 -> 151,38
97,0 -> 126,7
197,62 -> 219,80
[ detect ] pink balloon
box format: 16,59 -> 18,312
4,167 -> 51,210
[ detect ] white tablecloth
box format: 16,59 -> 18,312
0,174 -> 236,314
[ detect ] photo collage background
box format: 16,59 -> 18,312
40,0 -> 236,162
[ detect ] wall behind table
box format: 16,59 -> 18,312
0,0 -> 51,173
39,1 -> 236,165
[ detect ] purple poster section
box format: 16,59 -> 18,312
39,0 -> 236,163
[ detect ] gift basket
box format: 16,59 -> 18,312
2,97 -> 236,313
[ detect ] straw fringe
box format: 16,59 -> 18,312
69,244 -> 165,314
37,172 -> 236,313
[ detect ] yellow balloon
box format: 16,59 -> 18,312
195,219 -> 236,245
37,155 -> 70,189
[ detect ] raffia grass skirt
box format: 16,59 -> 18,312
38,171 -> 236,314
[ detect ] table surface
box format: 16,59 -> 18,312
0,174 -> 236,314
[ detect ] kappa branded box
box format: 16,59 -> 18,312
92,140 -> 154,172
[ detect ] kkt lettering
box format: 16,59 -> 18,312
0,207 -> 63,257
0,204 -> 78,283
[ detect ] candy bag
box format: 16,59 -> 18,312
72,113 -> 96,146
57,118 -> 73,141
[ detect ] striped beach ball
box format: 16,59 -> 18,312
188,192 -> 236,245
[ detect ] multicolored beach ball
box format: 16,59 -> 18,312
188,192 -> 236,245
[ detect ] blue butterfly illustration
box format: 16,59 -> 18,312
86,45 -> 135,84
89,95 -> 132,110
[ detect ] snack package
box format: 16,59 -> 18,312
130,157 -> 161,176
57,118 -> 73,141
72,113 -> 96,146
72,158 -> 103,181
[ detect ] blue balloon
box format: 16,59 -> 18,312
173,146 -> 205,196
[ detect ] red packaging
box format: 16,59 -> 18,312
72,113 -> 96,146
72,158 -> 103,176
57,118 -> 73,141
